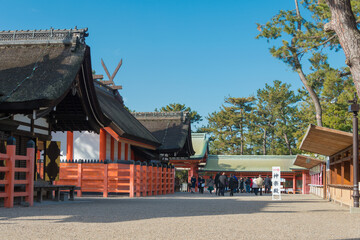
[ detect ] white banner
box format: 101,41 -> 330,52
272,166 -> 281,200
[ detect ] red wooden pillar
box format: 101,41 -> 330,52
4,139 -> 16,208
100,128 -> 106,161
77,164 -> 82,197
103,164 -> 108,197
148,165 -> 153,196
129,163 -> 135,198
293,173 -> 296,193
66,131 -> 73,160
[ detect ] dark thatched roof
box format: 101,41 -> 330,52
0,29 -> 88,111
132,112 -> 195,156
95,83 -> 160,147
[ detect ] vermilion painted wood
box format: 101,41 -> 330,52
142,165 -> 147,196
56,162 -> 175,198
4,145 -> 15,208
153,166 -> 158,196
148,166 -> 153,196
66,131 -> 73,160
0,144 -> 34,208
103,164 -> 108,197
129,164 -> 135,197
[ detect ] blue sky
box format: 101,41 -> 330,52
1,0 -> 345,128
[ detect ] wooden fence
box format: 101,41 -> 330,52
54,160 -> 175,197
0,137 -> 35,208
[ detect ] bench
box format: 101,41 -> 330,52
34,184 -> 79,202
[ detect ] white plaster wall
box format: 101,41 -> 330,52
51,131 -> 67,161
34,118 -> 49,128
74,131 -> 99,160
121,142 -> 125,160
106,133 -> 111,160
128,144 -> 131,160
14,114 -> 31,123
114,140 -> 118,160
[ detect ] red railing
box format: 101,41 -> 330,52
0,137 -> 35,208
55,160 -> 175,198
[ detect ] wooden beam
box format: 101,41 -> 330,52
92,74 -> 104,80
109,85 -> 123,90
99,80 -> 113,85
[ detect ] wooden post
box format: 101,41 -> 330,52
302,171 -> 305,194
25,140 -> 35,206
129,163 -> 135,198
153,166 -> 158,196
135,164 -> 141,197
103,164 -> 108,197
77,163 -> 82,197
293,173 -> 296,193
323,163 -> 327,199
159,166 -> 163,195
167,167 -> 170,194
66,131 -> 73,160
148,165 -> 153,196
4,137 -> 16,208
341,161 -> 345,185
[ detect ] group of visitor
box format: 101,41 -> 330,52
189,173 -> 272,196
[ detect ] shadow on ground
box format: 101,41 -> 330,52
0,192 -> 344,224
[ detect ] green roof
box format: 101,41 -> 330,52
190,133 -> 208,159
202,155 -> 305,172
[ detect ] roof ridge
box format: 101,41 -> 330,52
132,111 -> 189,121
0,27 -> 88,46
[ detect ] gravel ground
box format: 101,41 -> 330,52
0,192 -> 359,240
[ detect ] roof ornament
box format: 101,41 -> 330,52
93,59 -> 123,90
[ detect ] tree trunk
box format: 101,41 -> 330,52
293,0 -> 323,126
283,133 -> 293,155
325,0 -> 360,96
293,53 -> 323,126
263,129 -> 267,155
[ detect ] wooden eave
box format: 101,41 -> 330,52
104,127 -> 158,150
299,124 -> 353,156
293,155 -> 325,169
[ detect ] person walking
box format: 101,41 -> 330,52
215,172 -> 221,196
256,175 -> 264,196
229,174 -> 238,196
252,177 -> 259,195
245,177 -> 251,193
264,175 -> 272,194
190,176 -> 196,193
207,176 -> 215,194
239,178 -> 245,193
218,172 -> 227,196
199,176 -> 205,194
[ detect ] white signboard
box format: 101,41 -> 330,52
272,166 -> 281,200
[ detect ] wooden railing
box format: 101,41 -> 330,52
0,137 -> 35,208
55,160 -> 175,198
